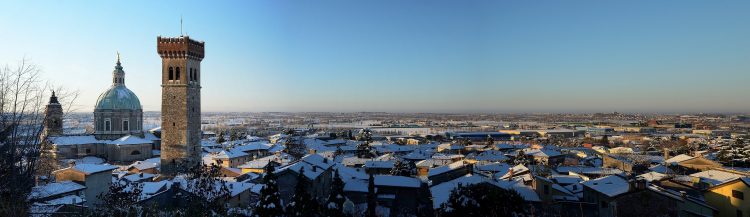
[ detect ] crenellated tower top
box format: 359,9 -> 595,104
156,36 -> 205,61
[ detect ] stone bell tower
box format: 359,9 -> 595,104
157,35 -> 204,175
42,91 -> 64,138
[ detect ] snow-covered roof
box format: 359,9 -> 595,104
211,149 -> 249,159
637,171 -> 668,182
492,180 -> 542,202
128,161 -> 159,170
301,154 -> 334,169
665,154 -> 695,164
475,162 -> 511,173
62,163 -> 118,175
473,150 -> 509,162
496,164 -> 529,180
402,150 -> 430,160
428,160 -> 466,177
581,175 -> 630,197
343,179 -> 369,193
429,175 -> 486,208
143,132 -> 160,141
334,164 -> 369,180
122,173 -> 155,182
690,170 -> 743,186
29,181 -> 86,200
232,142 -> 272,152
524,148 -> 562,158
49,135 -> 103,146
364,160 -> 395,169
649,164 -> 674,174
557,166 -> 623,176
43,195 -> 86,205
341,157 -> 371,166
374,175 -> 421,188
109,135 -> 153,145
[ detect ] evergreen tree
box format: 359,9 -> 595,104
390,160 -> 417,177
180,163 -> 231,216
485,135 -> 495,146
216,131 -> 226,144
356,142 -> 375,158
438,184 -> 526,217
286,134 -> 307,159
255,164 -> 284,217
366,173 -> 377,217
601,135 -> 610,146
323,170 -> 346,217
93,180 -> 143,217
513,150 -> 530,166
286,167 -> 318,217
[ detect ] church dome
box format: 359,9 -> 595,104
94,54 -> 142,111
94,85 -> 142,110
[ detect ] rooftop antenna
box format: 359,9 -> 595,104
180,15 -> 183,36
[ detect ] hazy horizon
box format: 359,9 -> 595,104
2,1 -> 749,113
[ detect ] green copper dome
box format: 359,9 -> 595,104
94,55 -> 142,111
94,85 -> 142,110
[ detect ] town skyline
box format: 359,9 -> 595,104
1,0 -> 749,113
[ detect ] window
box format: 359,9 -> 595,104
130,150 -> 141,155
738,210 -> 743,217
544,185 -> 550,195
86,148 -> 91,154
600,201 -> 607,208
176,67 -> 181,80
123,120 -> 129,131
733,190 -> 744,200
104,119 -> 111,131
168,67 -> 174,80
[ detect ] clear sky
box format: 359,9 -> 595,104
1,1 -> 748,113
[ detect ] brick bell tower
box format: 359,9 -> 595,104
157,36 -> 204,175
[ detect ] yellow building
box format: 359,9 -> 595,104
705,177 -> 750,217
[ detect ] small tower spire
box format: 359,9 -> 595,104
49,90 -> 59,104
113,52 -> 125,86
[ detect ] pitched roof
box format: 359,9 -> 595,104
665,154 -> 695,164
581,175 -> 630,197
690,169 -> 743,186
50,135 -> 103,146
109,135 -> 153,145
374,175 -> 421,188
29,181 -> 86,200
62,163 -> 118,175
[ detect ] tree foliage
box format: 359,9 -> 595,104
390,160 -> 417,177
0,59 -> 78,216
438,183 -> 526,217
323,170 -> 346,217
92,180 -> 143,217
255,164 -> 284,217
366,173 -> 376,217
286,167 -> 319,217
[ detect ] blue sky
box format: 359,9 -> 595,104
1,1 -> 748,113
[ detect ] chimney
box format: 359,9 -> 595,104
508,168 -> 514,179
663,148 -> 670,161
680,191 -> 687,199
312,166 -> 317,172
68,160 -> 76,168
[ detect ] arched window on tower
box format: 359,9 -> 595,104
169,67 -> 174,80
130,150 -> 141,155
176,67 -> 181,81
